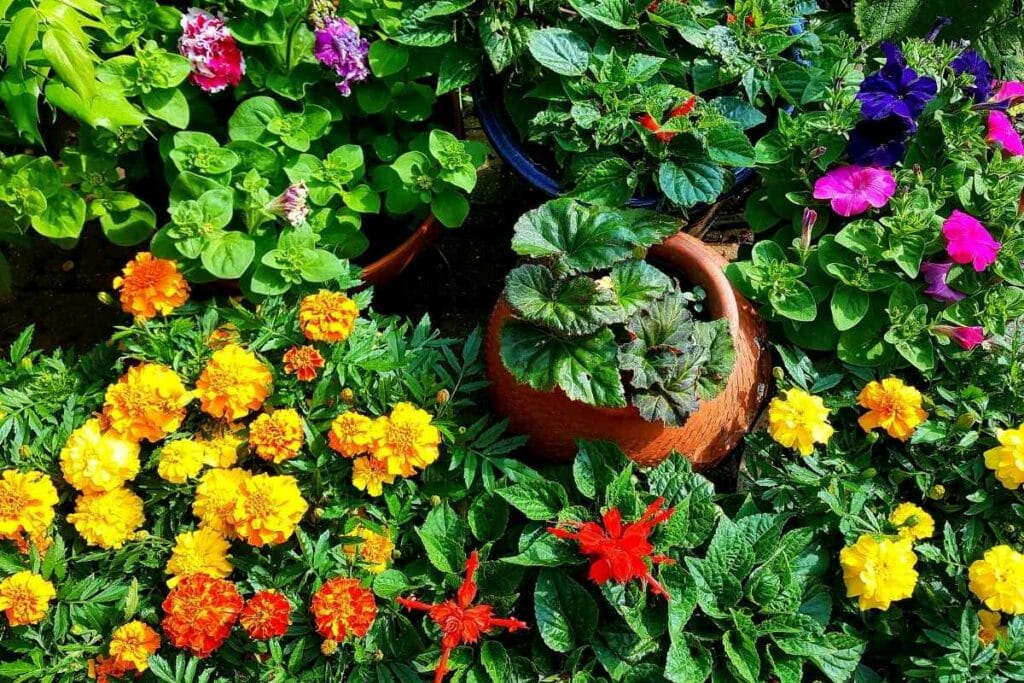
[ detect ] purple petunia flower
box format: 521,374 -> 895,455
857,42 -> 937,122
846,115 -> 916,168
950,49 -> 993,103
314,17 -> 370,96
920,261 -> 965,303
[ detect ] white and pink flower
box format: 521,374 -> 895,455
178,8 -> 245,94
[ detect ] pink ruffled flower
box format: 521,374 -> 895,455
812,165 -> 896,217
986,111 -> 1024,156
179,8 -> 245,93
942,210 -> 1000,271
933,325 -> 986,351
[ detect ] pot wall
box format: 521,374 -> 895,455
484,231 -> 772,469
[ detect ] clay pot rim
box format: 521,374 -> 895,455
495,232 -> 740,421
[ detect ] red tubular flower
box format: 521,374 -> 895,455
397,551 -> 528,683
637,96 -> 698,143
240,590 -> 292,640
548,497 -> 676,598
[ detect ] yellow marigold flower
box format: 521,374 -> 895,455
370,403 -> 441,477
888,502 -> 935,542
969,545 -> 1024,614
194,468 -> 251,538
344,526 -> 394,574
60,419 -> 141,494
196,344 -> 273,421
979,609 -> 1006,646
157,440 -> 207,484
103,363 -> 191,443
984,425 -> 1024,490
0,469 -> 58,550
298,290 -> 359,342
67,488 -> 145,550
767,388 -> 834,456
249,409 -> 304,463
113,252 -> 189,320
166,527 -> 233,588
230,473 -> 308,547
351,456 -> 396,497
328,411 -> 374,458
0,570 -> 55,626
840,534 -> 918,611
197,423 -> 245,468
108,620 -> 160,672
857,377 -> 927,441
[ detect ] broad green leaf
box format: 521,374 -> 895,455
658,160 -> 725,207
568,0 -> 638,28
528,28 -> 590,76
431,189 -> 470,227
705,124 -> 757,167
367,41 -> 409,77
6,8 -> 39,71
496,480 -> 567,520
610,261 -> 672,316
830,284 -> 870,331
42,26 -> 96,98
416,502 -> 466,574
568,157 -> 635,207
505,264 -> 619,334
201,232 -> 255,279
228,96 -> 283,142
534,570 -> 598,653
142,88 -> 190,129
510,199 -> 634,272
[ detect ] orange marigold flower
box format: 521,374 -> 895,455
299,291 -> 359,343
161,574 -> 243,658
88,655 -> 130,683
857,377 -> 928,441
351,456 -> 396,497
249,409 -> 304,463
328,411 -> 374,458
0,570 -> 55,627
310,577 -> 377,641
108,620 -> 161,672
207,324 -> 240,350
113,252 -> 189,320
102,363 -> 191,442
283,345 -> 325,382
240,590 -> 292,640
195,344 -> 273,420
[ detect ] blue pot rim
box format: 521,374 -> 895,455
474,19 -> 807,213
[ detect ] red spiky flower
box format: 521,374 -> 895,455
548,497 -> 676,598
397,551 -> 528,683
637,96 -> 698,143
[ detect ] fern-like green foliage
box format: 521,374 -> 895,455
854,0 -> 1010,43
499,199 -> 736,426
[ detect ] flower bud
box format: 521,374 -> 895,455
927,484 -> 946,500
97,292 -> 115,306
954,413 -> 977,430
436,389 -> 450,405
19,357 -> 32,370
809,146 -> 827,160
341,388 -> 355,402
320,639 -> 338,656
430,495 -> 441,506
772,366 -> 784,381
61,260 -> 75,272
18,445 -> 30,457
862,468 -> 877,478
800,208 -> 818,251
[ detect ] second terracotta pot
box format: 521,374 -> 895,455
484,231 -> 772,470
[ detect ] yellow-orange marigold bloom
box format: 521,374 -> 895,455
157,440 -> 207,484
0,570 -> 55,626
344,526 -> 394,574
194,468 -> 251,538
310,577 -> 377,640
60,419 -> 141,494
979,609 -> 1006,645
108,620 -> 160,672
113,252 -> 189,320
984,424 -> 1024,490
371,403 -> 441,476
351,456 -> 395,497
857,377 -> 928,441
239,590 -> 291,640
161,574 -> 242,658
888,502 -> 935,542
0,469 -> 58,552
195,344 -> 273,420
283,345 -> 325,382
102,363 -> 191,442
196,422 -> 245,468
299,291 -> 359,342
67,488 -> 145,550
165,527 -> 233,588
249,409 -> 304,463
840,534 -> 918,611
969,545 -> 1024,614
328,411 -> 374,458
229,473 -> 308,547
207,324 -> 240,350
767,388 -> 833,456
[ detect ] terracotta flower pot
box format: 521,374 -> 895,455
484,231 -> 772,470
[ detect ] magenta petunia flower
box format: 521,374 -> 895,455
942,210 -> 1000,271
812,165 -> 896,217
995,80 -> 1024,102
920,261 -> 965,303
178,8 -> 245,93
933,325 -> 986,350
987,111 -> 1024,156
314,17 -> 370,96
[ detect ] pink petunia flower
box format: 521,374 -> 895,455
179,8 -> 245,93
986,111 -> 1024,156
933,325 -> 986,351
942,210 -> 1001,271
995,81 -> 1024,102
812,166 -> 896,217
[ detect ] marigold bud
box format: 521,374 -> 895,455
954,413 -> 976,429
62,260 -> 74,272
435,389 -> 450,405
97,292 -> 115,306
313,507 -> 324,520
430,495 -> 441,506
19,358 -> 31,370
927,484 -> 946,500
341,388 -> 355,402
320,639 -> 338,656
18,445 -> 30,457
772,366 -> 784,381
